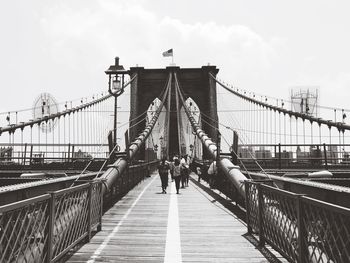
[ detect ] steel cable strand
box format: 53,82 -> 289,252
209,87 -> 279,168
199,107 -> 265,171
213,92 -> 269,174
0,93 -> 108,116
214,76 -> 350,118
0,94 -> 112,136
98,73 -> 172,194
200,101 -> 277,184
199,117 -> 252,178
216,84 -> 281,146
92,114 -> 150,180
73,108 -> 151,183
67,77 -> 138,183
211,74 -> 350,132
0,76 -> 137,136
72,94 -> 162,186
174,72 -> 248,197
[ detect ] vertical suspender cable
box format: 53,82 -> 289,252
311,121 -> 313,145
175,72 -> 247,197
175,79 -> 182,156
100,73 -> 171,194
166,80 -> 171,158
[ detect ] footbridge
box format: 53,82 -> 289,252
0,58 -> 349,262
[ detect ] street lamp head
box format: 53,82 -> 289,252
105,57 -> 126,74
112,76 -> 122,93
105,57 -> 128,97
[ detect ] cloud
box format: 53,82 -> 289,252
39,1 -> 278,82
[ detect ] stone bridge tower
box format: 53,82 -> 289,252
128,65 -> 219,159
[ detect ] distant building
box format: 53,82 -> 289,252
73,149 -> 92,161
237,146 -> 255,160
255,147 -> 272,160
280,150 -> 293,164
0,147 -> 13,162
326,145 -> 338,164
341,152 -> 350,164
296,146 -> 310,163
310,146 -> 322,165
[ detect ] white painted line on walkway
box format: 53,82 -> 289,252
87,175 -> 157,263
164,182 -> 182,263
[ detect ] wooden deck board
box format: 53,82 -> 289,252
67,172 -> 287,262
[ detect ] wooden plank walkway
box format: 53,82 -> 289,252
67,172 -> 287,262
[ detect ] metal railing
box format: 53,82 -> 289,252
245,181 -> 350,263
103,160 -> 158,208
191,160 -> 246,205
0,143 -> 109,165
0,181 -> 102,263
234,143 -> 350,170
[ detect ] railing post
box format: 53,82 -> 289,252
278,143 -> 281,170
323,143 -> 328,169
87,183 -> 93,242
257,184 -> 265,246
67,143 -> 71,162
23,143 -> 27,165
245,181 -> 252,234
98,181 -> 103,231
297,196 -> 307,263
71,145 -> 75,162
29,144 -> 33,164
125,130 -> 130,161
46,192 -> 56,263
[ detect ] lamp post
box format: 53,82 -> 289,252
105,57 -> 128,147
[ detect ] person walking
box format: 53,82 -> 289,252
196,166 -> 202,183
173,158 -> 181,194
180,154 -> 190,187
207,160 -> 217,189
169,156 -> 177,182
158,157 -> 170,194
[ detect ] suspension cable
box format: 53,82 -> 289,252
211,74 -> 350,132
0,75 -> 137,135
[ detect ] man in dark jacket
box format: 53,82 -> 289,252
158,158 -> 170,193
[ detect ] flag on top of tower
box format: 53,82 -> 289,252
162,49 -> 173,57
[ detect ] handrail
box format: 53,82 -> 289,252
245,181 -> 350,262
0,180 -> 103,263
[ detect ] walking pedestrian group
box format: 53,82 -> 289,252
157,154 -> 192,194
157,153 -> 219,194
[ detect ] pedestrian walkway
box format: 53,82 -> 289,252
67,172 -> 287,262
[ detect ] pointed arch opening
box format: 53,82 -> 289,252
179,97 -> 203,160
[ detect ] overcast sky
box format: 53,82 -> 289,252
1,0 -> 349,116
